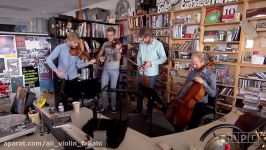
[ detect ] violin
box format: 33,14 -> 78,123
111,39 -> 122,49
165,57 -> 215,130
69,39 -> 90,61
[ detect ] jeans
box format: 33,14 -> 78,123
136,75 -> 158,113
100,69 -> 120,109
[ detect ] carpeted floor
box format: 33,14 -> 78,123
91,94 -> 175,137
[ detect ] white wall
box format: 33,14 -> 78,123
64,0 -> 135,18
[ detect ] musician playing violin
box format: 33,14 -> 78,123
97,27 -> 122,113
46,32 -> 96,109
130,27 -> 167,116
176,52 -> 216,132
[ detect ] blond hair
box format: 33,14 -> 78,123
67,32 -> 80,41
191,52 -> 205,63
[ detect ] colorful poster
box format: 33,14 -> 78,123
11,75 -> 24,93
22,66 -> 39,87
16,36 -> 34,67
16,36 -> 51,68
39,59 -> 53,80
0,35 -> 17,58
0,58 -> 5,73
5,58 -> 22,76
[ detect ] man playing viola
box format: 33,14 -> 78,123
46,32 -> 96,109
130,27 -> 167,116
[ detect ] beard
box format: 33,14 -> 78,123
70,45 -> 78,49
144,38 -> 153,44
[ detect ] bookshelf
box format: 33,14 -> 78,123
124,0 -> 266,117
48,17 -> 121,64
167,0 -> 249,118
167,4 -> 203,101
236,0 -> 266,116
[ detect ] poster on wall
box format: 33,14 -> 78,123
11,75 -> 24,93
5,58 -> 22,76
22,66 -> 39,87
16,36 -> 51,68
16,36 -> 34,67
39,59 -> 53,80
0,35 -> 17,58
0,58 -> 5,73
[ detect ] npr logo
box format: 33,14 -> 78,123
226,132 -> 263,143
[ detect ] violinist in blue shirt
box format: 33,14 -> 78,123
46,32 -> 96,109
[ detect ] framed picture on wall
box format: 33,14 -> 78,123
5,58 -> 22,76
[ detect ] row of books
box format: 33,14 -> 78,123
203,27 -> 241,42
239,87 -> 262,111
91,23 -> 120,38
55,21 -> 89,37
238,79 -> 265,89
146,13 -> 170,28
129,15 -> 146,29
203,44 -> 239,52
172,62 -> 191,70
172,40 -> 200,52
171,51 -> 191,59
217,87 -> 234,96
153,29 -> 170,36
238,87 -> 260,98
239,72 -> 266,80
172,25 -> 199,39
215,54 -> 237,63
53,21 -> 121,39
205,5 -> 240,24
173,12 -> 201,24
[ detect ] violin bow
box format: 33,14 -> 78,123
64,47 -> 85,74
128,59 -> 141,67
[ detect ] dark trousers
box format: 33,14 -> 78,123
188,102 -> 206,129
136,75 -> 158,114
174,102 -> 206,132
60,78 -> 79,107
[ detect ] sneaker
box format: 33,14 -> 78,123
129,110 -> 142,115
111,107 -> 117,113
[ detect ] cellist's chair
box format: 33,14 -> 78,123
202,96 -> 217,125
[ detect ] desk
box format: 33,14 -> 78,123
0,126 -> 63,150
0,107 -> 249,150
40,107 -> 157,150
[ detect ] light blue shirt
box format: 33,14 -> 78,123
46,43 -> 89,80
137,38 -> 167,76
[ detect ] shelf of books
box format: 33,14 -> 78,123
202,1 -> 244,118
236,0 -> 266,116
167,4 -> 203,102
167,0 -> 250,118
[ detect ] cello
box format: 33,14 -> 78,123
165,57 -> 215,130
